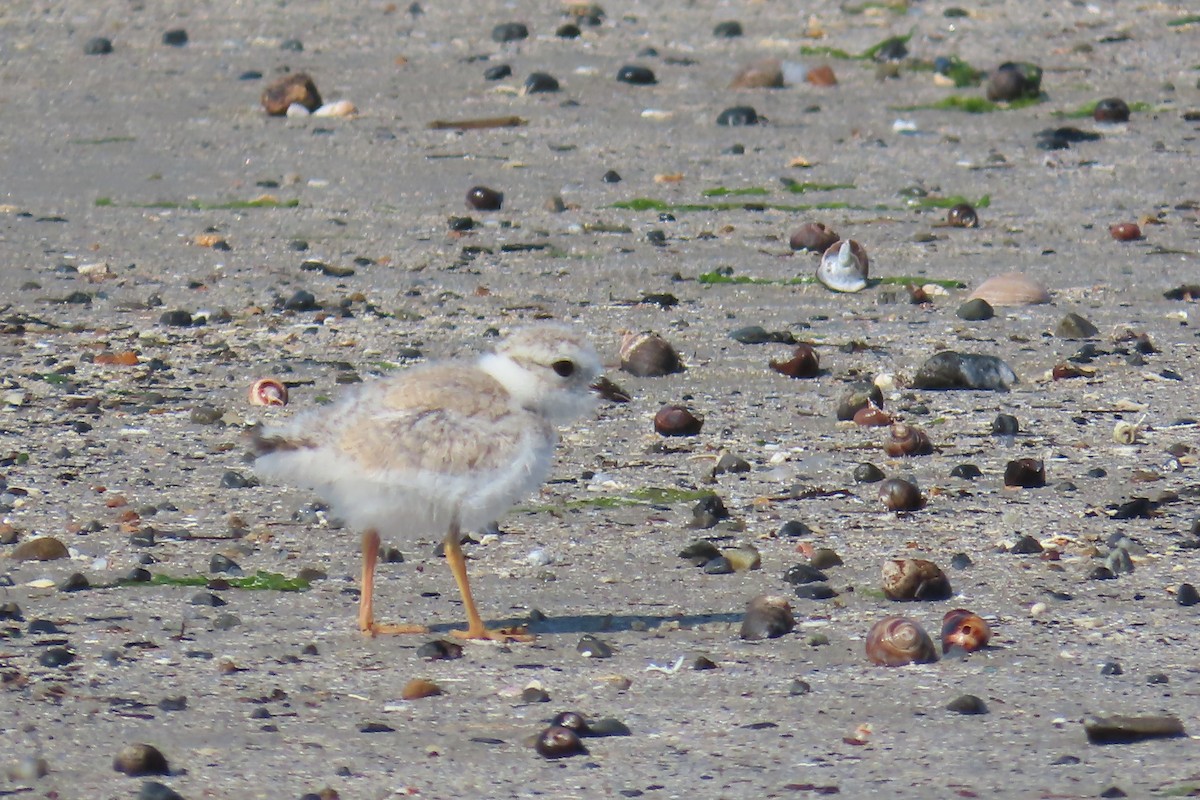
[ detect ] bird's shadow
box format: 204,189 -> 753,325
427,612 -> 744,637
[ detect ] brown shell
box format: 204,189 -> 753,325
967,272 -> 1051,306
865,616 -> 939,666
654,404 -> 703,436
620,331 -> 685,377
877,478 -> 924,512
941,609 -> 992,653
769,344 -> 820,378
882,558 -> 951,601
946,203 -> 979,228
883,423 -> 933,457
789,221 -> 840,252
1109,222 -> 1142,241
853,404 -> 892,427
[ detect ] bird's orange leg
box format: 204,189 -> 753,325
443,522 -> 533,642
358,529 -> 428,637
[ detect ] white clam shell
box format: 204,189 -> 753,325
967,272 -> 1051,306
816,239 -> 869,293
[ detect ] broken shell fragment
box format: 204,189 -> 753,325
817,239 -> 869,293
248,378 -> 288,407
941,608 -> 992,653
882,558 -> 952,601
769,344 -> 820,378
967,272 -> 1050,306
865,616 -> 938,666
740,594 -> 795,640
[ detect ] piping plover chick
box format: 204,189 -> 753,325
252,322 -> 602,641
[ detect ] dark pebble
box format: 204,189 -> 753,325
716,106 -> 758,126
239,70 -> 263,80
789,679 -> 812,696
161,29 -> 188,47
1099,788 -> 1128,799
39,647 -> 75,668
740,594 -> 795,639
125,566 -> 152,582
602,169 -> 622,183
872,36 -> 908,61
587,717 -> 632,737
284,290 -> 319,311
555,23 -> 581,39
1083,714 -> 1185,744
778,520 -> 813,538
691,656 -> 718,670
729,325 -> 795,345
702,556 -> 734,574
911,351 -> 1017,391
616,65 -> 656,85
1089,566 -> 1116,581
679,540 -> 722,565
576,634 -> 613,658
466,185 -> 503,211
190,592 -> 227,607
220,470 -> 256,489
1093,97 -> 1130,123
956,298 -> 994,321
691,494 -> 728,527
208,554 -> 242,575
28,619 -> 60,634
1100,661 -> 1123,676
59,572 -> 90,592
524,72 -> 560,93
713,20 -> 743,37
1147,673 -> 1169,685
483,64 -> 512,81
950,463 -> 983,480
793,583 -> 837,600
113,743 -> 170,776
853,462 -> 885,483
1056,312 -> 1099,339
950,552 -> 973,569
946,694 -> 989,714
1010,535 -> 1044,554
158,696 -> 188,711
836,382 -> 884,420
986,61 -> 1041,101
808,548 -> 843,569
213,613 -> 241,631
159,309 -> 193,327
360,722 -> 395,733
991,414 -> 1020,435
1177,583 -> 1200,606
83,36 -> 114,55
492,22 -> 529,43
722,143 -> 745,155
416,639 -> 464,661
448,216 -> 475,232
280,38 -> 303,51
138,782 -> 184,800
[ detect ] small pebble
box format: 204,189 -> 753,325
113,744 -> 170,777
555,23 -> 581,39
161,29 -> 188,46
956,298 -> 994,321
416,640 -> 464,660
12,536 -> 70,561
190,592 -> 226,607
793,583 -> 837,600
400,678 -> 443,700
783,563 -> 828,585
39,647 -> 75,668
946,694 -> 989,715
740,594 -> 795,640
700,553 -> 730,573
714,453 -> 751,475
712,20 -> 743,37
521,686 -> 551,703
950,553 -> 973,570
1093,97 -> 1130,123
59,572 -> 89,592
1010,535 -> 1044,554
950,464 -> 982,480
484,64 -> 512,81
1055,312 -> 1099,339
466,186 -> 503,211
911,351 -> 1017,391
492,22 -> 529,43
991,414 -> 1020,435
789,679 -> 812,696
587,717 -> 632,737
138,782 -> 184,800
853,462 -> 885,483
1176,583 -> 1200,606
83,37 -> 114,55
209,554 -> 242,574
1004,458 -> 1045,488
616,65 -> 656,85
524,73 -> 560,94
1084,714 -> 1185,744
690,494 -> 728,527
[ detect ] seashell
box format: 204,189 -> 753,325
967,272 -> 1050,306
853,404 -> 892,427
941,609 -> 992,653
248,378 -> 288,407
729,58 -> 784,89
400,678 -> 443,700
1113,420 -> 1141,444
991,414 -> 1019,435
985,61 -> 1042,102
11,536 -> 70,561
550,711 -> 590,735
535,725 -> 588,759
739,594 -> 795,640
312,99 -> 357,118
654,404 -> 703,436
817,239 -> 869,293
946,203 -> 978,228
883,423 -> 933,457
769,344 -> 820,378
1109,222 -> 1141,241
619,331 -> 684,377
466,186 -> 503,211
789,222 -> 840,252
865,616 -> 938,666
835,381 -> 884,421
853,462 -> 885,483
882,558 -> 952,600
806,65 -> 837,86
112,743 -> 169,777
261,72 -> 322,116
878,477 -> 923,511
1003,457 -> 1045,488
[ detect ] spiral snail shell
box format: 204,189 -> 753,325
865,616 -> 938,666
620,331 -> 685,377
877,477 -> 924,512
883,423 -> 933,457
941,609 -> 991,654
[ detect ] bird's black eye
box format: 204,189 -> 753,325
552,359 -> 575,377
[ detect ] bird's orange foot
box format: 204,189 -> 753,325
451,625 -> 535,643
360,622 -> 430,638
